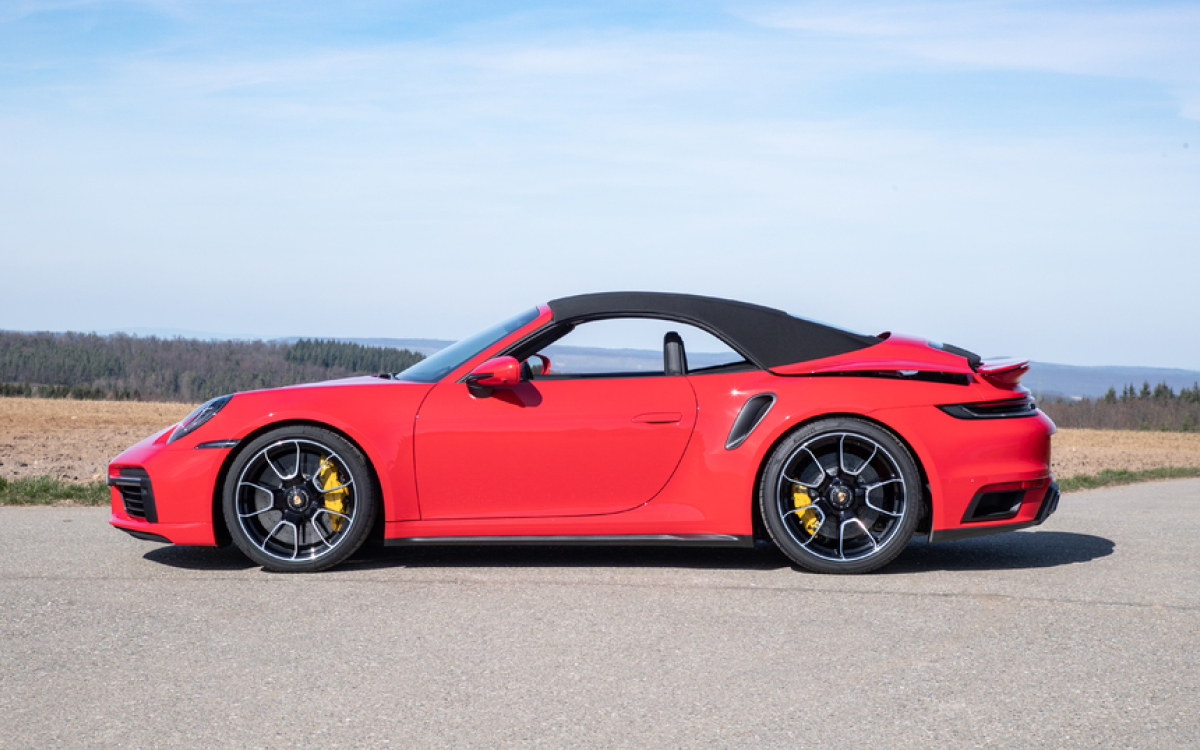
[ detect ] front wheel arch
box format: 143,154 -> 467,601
750,412 -> 932,543
211,419 -> 386,549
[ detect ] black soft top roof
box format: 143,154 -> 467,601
547,292 -> 881,369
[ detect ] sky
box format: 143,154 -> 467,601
1,0 -> 1197,368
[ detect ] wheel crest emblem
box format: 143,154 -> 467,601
287,488 -> 307,509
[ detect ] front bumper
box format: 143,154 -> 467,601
107,428 -> 234,547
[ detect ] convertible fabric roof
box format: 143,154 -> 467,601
547,292 -> 881,369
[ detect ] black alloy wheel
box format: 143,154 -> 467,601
760,418 -> 920,574
223,426 -> 377,572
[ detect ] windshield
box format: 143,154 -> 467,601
392,308 -> 541,383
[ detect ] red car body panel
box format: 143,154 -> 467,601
109,294 -> 1057,558
414,376 -> 697,519
768,334 -> 974,376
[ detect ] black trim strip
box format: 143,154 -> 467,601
807,370 -> 972,386
195,439 -> 240,450
384,534 -> 754,548
1035,482 -> 1061,524
927,520 -> 1038,543
117,528 -> 171,544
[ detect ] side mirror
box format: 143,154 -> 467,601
465,356 -> 522,397
526,353 -> 551,377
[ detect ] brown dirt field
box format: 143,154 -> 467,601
1050,428 -> 1200,478
2,397 -> 1199,484
0,398 -> 195,482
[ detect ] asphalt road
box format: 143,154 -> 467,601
3,480 -> 1198,749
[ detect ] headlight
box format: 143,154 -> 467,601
168,395 -> 233,443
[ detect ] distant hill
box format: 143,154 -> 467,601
1026,363 -> 1200,400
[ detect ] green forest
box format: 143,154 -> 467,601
0,331 -> 423,403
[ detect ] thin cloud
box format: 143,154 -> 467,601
748,1 -> 1200,115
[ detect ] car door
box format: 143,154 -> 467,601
413,374 -> 697,520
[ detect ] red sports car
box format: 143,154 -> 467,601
109,292 -> 1058,574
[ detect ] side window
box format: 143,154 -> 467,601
534,318 -> 748,378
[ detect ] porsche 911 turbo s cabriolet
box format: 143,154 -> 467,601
109,292 -> 1058,574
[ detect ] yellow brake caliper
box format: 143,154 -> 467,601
316,457 -> 348,532
792,485 -> 821,537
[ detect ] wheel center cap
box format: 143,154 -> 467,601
827,483 -> 854,510
286,487 -> 311,511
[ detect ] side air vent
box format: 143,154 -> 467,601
938,396 -> 1038,420
725,393 -> 776,450
108,467 -> 158,523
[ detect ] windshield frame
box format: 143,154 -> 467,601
391,307 -> 542,384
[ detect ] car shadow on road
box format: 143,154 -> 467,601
345,529 -> 1115,574
342,542 -> 797,572
142,529 -> 1114,574
143,544 -> 258,571
141,539 -> 798,572
883,530 -> 1115,573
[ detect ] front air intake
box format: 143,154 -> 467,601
108,467 -> 158,523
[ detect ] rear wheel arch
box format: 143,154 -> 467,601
211,419 -> 386,549
750,412 -> 932,541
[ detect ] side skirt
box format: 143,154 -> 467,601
384,534 -> 754,548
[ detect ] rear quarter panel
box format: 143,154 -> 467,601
665,371 -> 1052,536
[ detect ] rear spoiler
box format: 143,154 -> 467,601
977,359 -> 1030,389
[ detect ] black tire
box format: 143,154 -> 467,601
222,426 -> 377,572
760,418 -> 920,574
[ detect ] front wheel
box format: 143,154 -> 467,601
760,418 -> 920,574
223,426 -> 377,572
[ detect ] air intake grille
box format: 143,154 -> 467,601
109,468 -> 157,523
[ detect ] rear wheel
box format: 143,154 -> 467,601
760,418 -> 919,574
223,426 -> 376,572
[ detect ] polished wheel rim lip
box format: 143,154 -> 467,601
235,438 -> 358,563
775,431 -> 907,562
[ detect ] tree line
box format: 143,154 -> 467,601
1037,381 -> 1200,432
0,331 -> 423,403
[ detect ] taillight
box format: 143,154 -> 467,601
938,396 -> 1038,419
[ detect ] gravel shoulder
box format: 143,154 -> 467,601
1,478 -> 1197,748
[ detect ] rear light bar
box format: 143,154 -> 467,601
938,396 -> 1038,419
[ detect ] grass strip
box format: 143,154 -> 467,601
0,475 -> 109,506
4,466 -> 1200,506
1058,466 -> 1200,493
